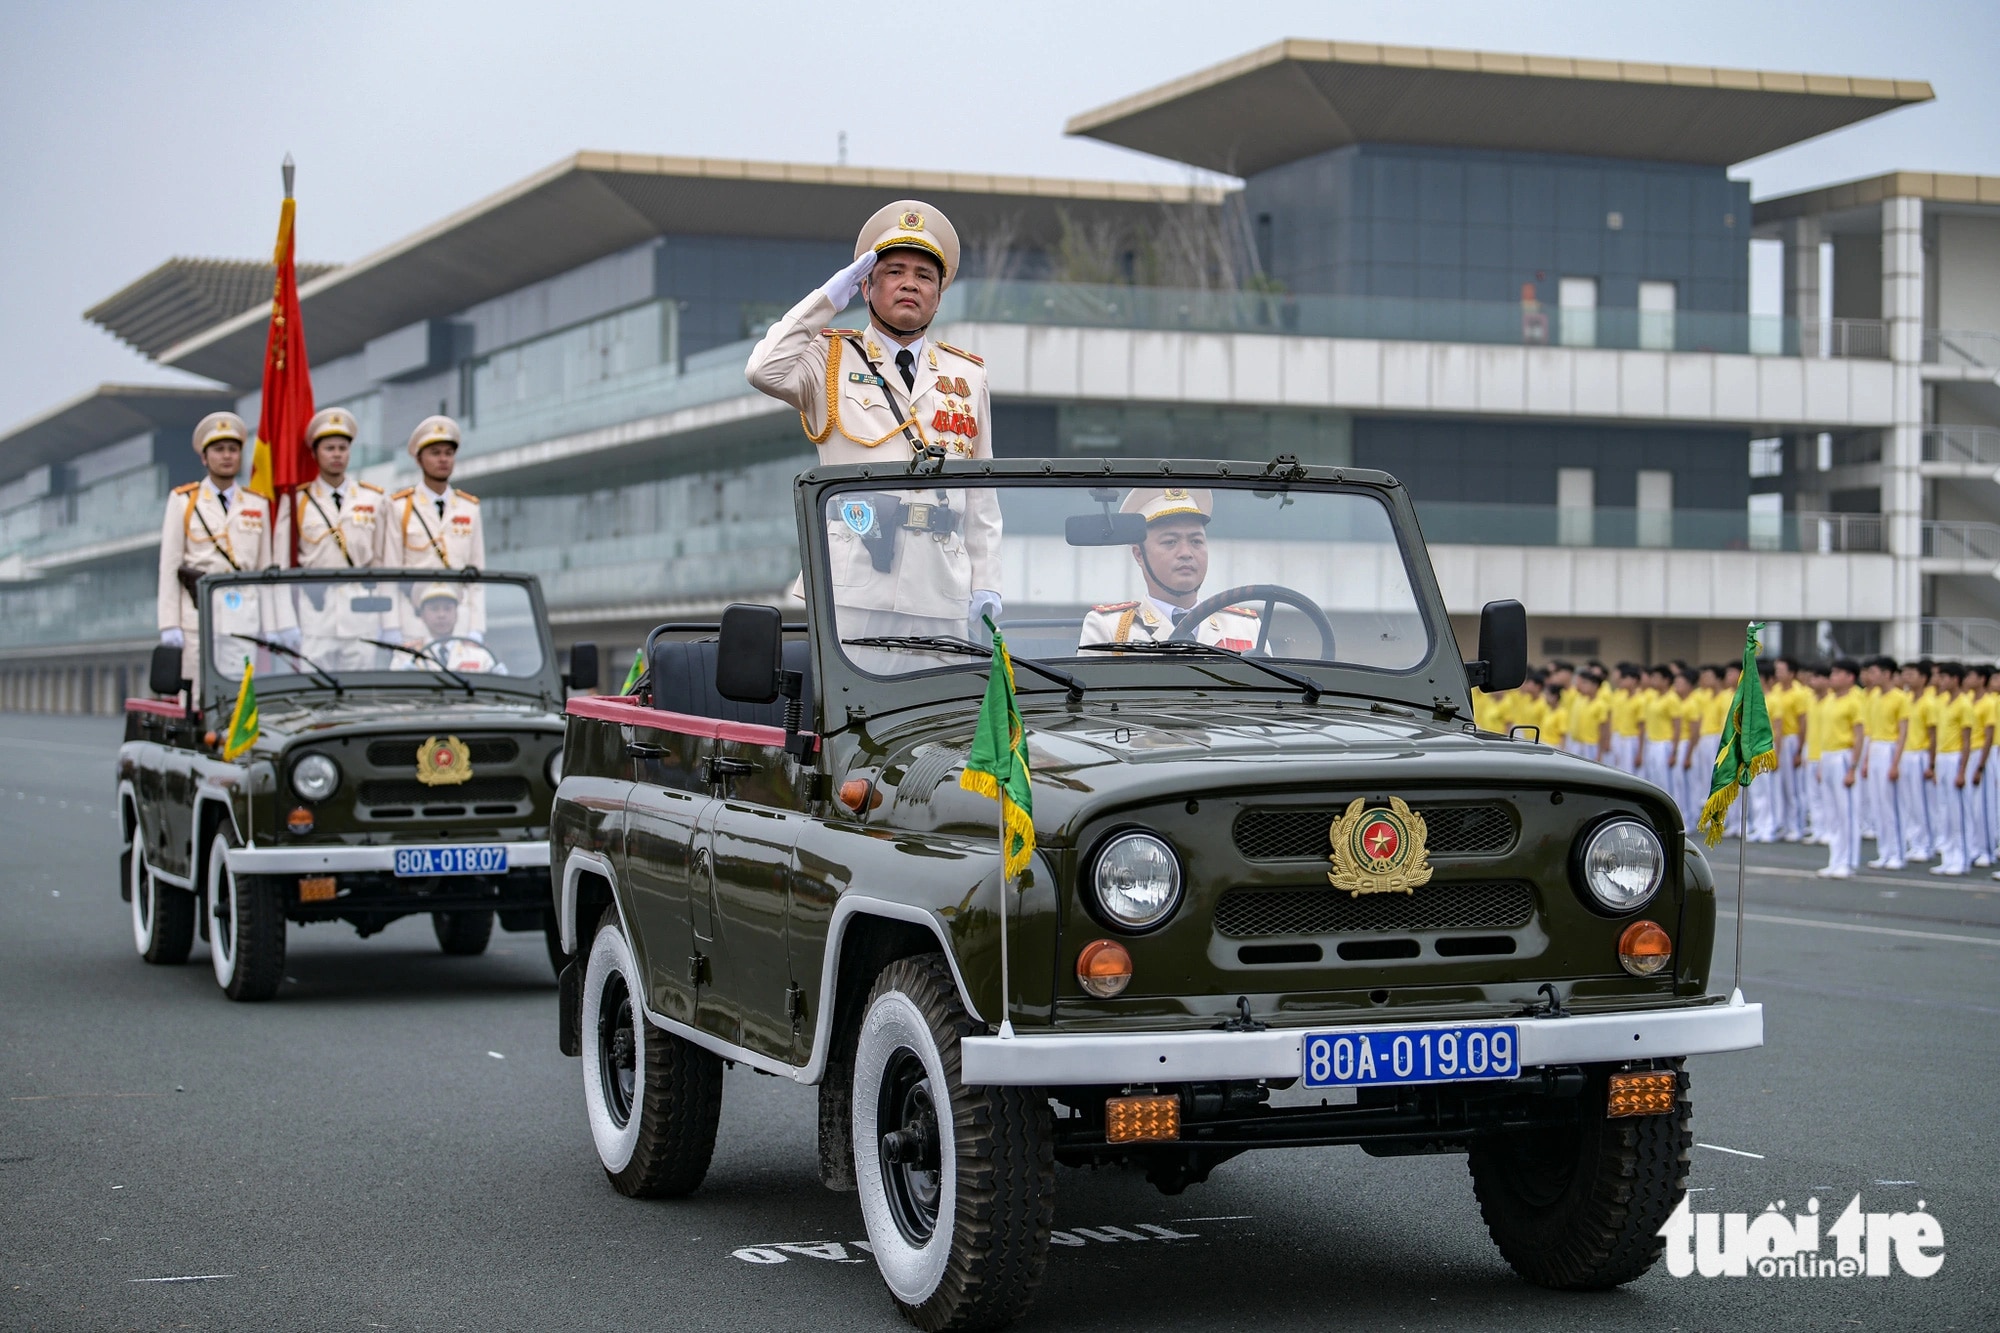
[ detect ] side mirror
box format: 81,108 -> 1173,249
1469,599 -> 1527,692
1065,512 -> 1148,547
715,604 -> 784,703
566,641 -> 600,692
149,644 -> 186,698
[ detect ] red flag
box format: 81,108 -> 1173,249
250,161 -> 316,563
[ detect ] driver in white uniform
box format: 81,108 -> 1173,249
1078,487 -> 1261,649
392,584 -> 503,674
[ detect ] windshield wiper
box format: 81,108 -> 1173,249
842,635 -> 1086,703
363,638 -> 476,697
1077,639 -> 1325,704
231,634 -> 341,694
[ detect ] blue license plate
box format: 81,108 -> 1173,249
1303,1023 -> 1519,1087
393,845 -> 508,877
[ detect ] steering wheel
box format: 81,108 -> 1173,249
1168,583 -> 1335,659
416,636 -> 491,664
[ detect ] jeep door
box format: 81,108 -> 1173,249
692,736 -> 806,1063
620,720 -> 710,1026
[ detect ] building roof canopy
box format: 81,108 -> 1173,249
1064,39 -> 1933,176
1754,171 -> 2000,229
86,257 -> 339,360
0,384 -> 237,487
150,153 -> 1224,387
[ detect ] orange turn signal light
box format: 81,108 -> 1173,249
1607,1070 -> 1677,1118
1617,919 -> 1673,976
1076,939 -> 1133,998
1105,1093 -> 1180,1143
836,778 -> 880,813
287,806 -> 315,835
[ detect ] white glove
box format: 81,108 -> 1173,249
276,626 -> 302,652
820,251 -> 877,311
160,628 -> 183,649
969,590 -> 1002,629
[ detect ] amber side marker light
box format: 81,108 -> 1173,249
287,806 -> 314,835
1617,919 -> 1673,976
836,778 -> 880,813
1105,1093 -> 1180,1143
1076,939 -> 1133,998
1607,1070 -> 1677,1118
298,875 -> 337,904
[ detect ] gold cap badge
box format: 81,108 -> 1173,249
1327,797 -> 1433,896
415,735 -> 472,786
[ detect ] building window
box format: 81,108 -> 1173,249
1636,469 -> 1673,548
1748,437 -> 1785,479
1557,466 -> 1594,546
1638,280 -> 1677,351
1748,492 -> 1785,552
1557,277 -> 1597,348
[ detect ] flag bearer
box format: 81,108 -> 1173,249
276,407 -> 389,667
157,412 -> 274,684
1816,658 -> 1866,878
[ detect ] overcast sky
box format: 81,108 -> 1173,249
1,0 -> 1994,432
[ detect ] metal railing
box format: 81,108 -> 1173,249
1925,328 -> 2000,369
1414,504 -> 1883,553
1922,425 -> 2000,468
1922,520 -> 2000,564
1921,618 -> 2000,660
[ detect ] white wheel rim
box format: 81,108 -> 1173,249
209,835 -> 238,986
129,838 -> 152,954
853,987 -> 956,1304
581,920 -> 644,1173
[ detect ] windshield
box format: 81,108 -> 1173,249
204,575 -> 546,684
821,479 -> 1429,679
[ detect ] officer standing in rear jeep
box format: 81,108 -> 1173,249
745,200 -> 1002,656
156,412 -> 275,683
389,415 -> 484,642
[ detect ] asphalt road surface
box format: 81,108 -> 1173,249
3,712 -> 1995,1331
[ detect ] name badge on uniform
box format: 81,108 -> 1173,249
841,499 -> 876,535
849,372 -> 885,387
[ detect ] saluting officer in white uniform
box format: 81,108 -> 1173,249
1078,487 -> 1261,650
275,406 -> 390,668
745,200 -> 1001,665
388,415 -> 485,643
157,412 -> 276,684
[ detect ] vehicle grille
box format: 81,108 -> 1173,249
1231,803 -> 1514,860
366,737 -> 520,767
1213,880 -> 1537,938
357,777 -> 531,809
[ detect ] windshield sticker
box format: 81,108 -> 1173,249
222,589 -> 243,611
841,500 -> 876,536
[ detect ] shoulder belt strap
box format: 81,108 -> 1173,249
302,489 -> 354,567
402,492 -> 452,570
185,494 -> 242,570
843,336 -> 927,460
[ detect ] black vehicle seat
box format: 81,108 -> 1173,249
650,638 -> 813,730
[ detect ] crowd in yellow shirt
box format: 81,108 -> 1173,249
1474,652 -> 2000,879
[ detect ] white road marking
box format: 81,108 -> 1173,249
737,1219 -> 1202,1265
1175,1215 -> 1253,1223
487,1051 -> 505,1059
1742,911 -> 2000,947
1696,1143 -> 1765,1159
130,1274 -> 234,1283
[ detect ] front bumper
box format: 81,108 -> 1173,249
959,995 -> 1763,1087
225,840 -> 550,874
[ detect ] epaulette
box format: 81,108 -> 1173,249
357,480 -> 384,493
1092,600 -> 1140,613
391,486 -> 415,499
1222,605 -> 1262,618
821,328 -> 861,339
935,340 -> 983,366
457,491 -> 478,504
172,481 -> 200,496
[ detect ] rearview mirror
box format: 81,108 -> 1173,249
349,595 -> 393,613
1065,512 -> 1147,547
566,641 -> 600,692
149,644 -> 186,698
715,604 -> 784,703
1470,599 -> 1527,692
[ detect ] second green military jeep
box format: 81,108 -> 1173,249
548,456 -> 1763,1330
120,568 -> 593,1000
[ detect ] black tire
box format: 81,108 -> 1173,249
1468,1061 -> 1692,1289
853,954 -> 1054,1332
130,838 -> 194,966
580,907 -> 722,1198
433,909 -> 494,956
208,830 -> 285,1002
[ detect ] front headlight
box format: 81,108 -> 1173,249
1091,831 -> 1183,931
290,752 -> 341,802
545,746 -> 564,787
1578,818 -> 1664,913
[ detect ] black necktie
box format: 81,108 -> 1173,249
1170,607 -> 1189,627
436,497 -> 446,519
895,349 -> 915,392
331,490 -> 343,511
217,490 -> 229,513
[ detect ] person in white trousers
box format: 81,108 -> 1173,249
1857,656 -> 1909,871
1928,663 -> 1974,876
1898,660 -> 1938,863
1817,660 -> 1866,878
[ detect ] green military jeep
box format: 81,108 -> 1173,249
120,568 -> 594,1000
548,456 -> 1763,1331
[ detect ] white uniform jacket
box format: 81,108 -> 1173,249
157,481 -> 274,680
1077,599 -> 1262,651
389,485 -> 485,639
276,479 -> 391,660
745,290 -> 1001,621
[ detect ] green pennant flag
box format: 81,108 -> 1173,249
223,661 -> 260,761
959,616 -> 1035,882
1698,621 -> 1778,847
620,648 -> 645,696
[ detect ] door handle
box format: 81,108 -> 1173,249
704,757 -> 756,785
625,741 -> 667,758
